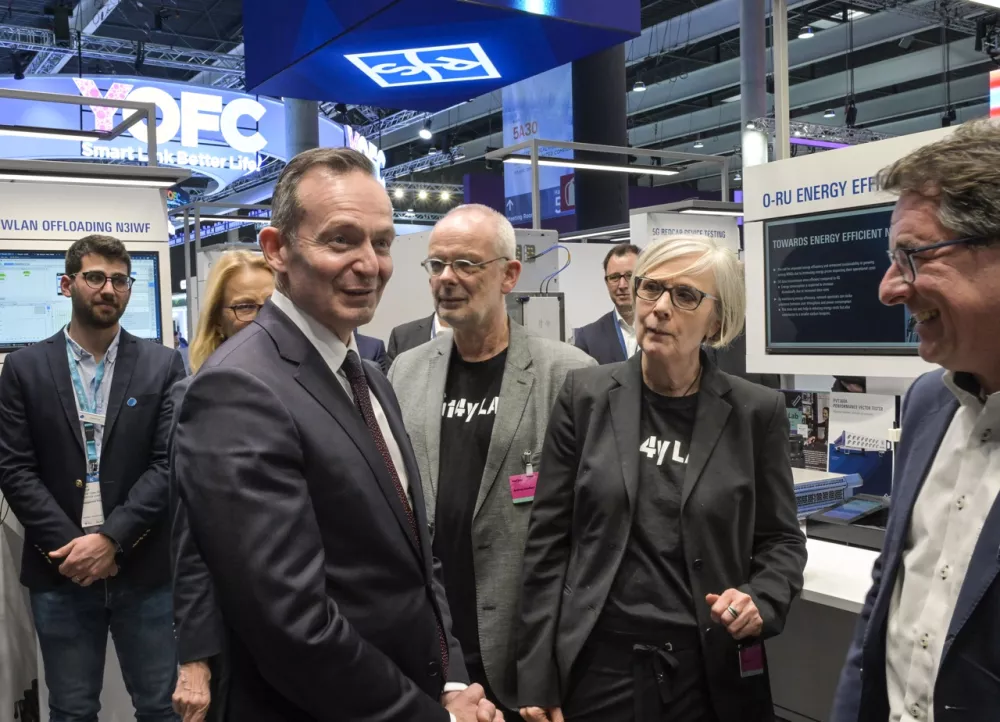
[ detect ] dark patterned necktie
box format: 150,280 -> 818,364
340,350 -> 450,678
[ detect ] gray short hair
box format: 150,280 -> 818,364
440,204 -> 516,259
633,235 -> 746,348
270,148 -> 377,241
878,118 -> 1000,241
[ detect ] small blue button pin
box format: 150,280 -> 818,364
127,397 -> 137,407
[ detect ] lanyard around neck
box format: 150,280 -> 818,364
65,339 -> 109,415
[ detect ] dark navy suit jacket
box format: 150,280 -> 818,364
832,369 -> 1000,722
355,331 -> 388,374
573,311 -> 626,365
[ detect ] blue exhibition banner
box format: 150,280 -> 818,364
0,76 -> 386,194
501,63 -> 574,225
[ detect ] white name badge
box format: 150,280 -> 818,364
79,411 -> 106,427
81,480 -> 105,528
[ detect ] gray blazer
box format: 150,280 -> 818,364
388,320 -> 596,709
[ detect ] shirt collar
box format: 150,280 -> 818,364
270,290 -> 359,373
943,371 -> 993,409
613,307 -> 634,333
64,325 -> 122,365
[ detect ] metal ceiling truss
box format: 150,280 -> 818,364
848,0 -> 977,35
382,147 -> 465,180
0,23 -> 245,75
28,0 -> 125,74
394,211 -> 443,222
358,110 -> 427,139
386,181 -> 463,194
750,116 -> 895,144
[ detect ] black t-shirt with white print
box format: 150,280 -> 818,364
433,347 -> 507,663
600,384 -> 700,631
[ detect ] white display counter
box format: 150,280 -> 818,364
769,538 -> 879,722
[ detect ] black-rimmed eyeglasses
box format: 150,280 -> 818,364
633,276 -> 717,311
71,271 -> 134,292
227,303 -> 264,321
886,237 -> 985,283
421,257 -> 508,277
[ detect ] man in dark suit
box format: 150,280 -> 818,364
387,313 -> 448,369
172,148 -> 500,722
573,243 -> 640,365
832,119 -> 1000,721
356,330 -> 388,373
0,234 -> 186,722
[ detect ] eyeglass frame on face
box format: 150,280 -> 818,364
605,271 -> 633,285
633,275 -> 718,311
227,303 -> 264,322
886,237 -> 986,283
69,270 -> 134,293
421,256 -> 509,277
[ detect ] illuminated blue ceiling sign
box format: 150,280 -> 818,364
0,76 -> 386,193
243,0 -> 640,112
345,43 -> 501,88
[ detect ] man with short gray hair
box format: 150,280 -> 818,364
390,204 -> 596,715
833,118 -> 1000,722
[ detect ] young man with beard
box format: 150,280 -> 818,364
0,234 -> 187,722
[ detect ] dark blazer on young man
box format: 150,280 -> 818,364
518,354 -> 807,721
0,330 -> 186,591
386,314 -> 435,369
389,321 -> 596,710
572,310 -> 627,365
831,369 -> 1000,722
355,331 -> 388,374
171,300 -> 469,722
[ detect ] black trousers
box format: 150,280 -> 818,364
563,626 -> 719,722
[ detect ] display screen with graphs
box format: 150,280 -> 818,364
0,250 -> 162,352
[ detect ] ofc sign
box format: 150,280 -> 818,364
0,76 -> 386,192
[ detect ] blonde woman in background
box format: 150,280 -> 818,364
170,250 -> 273,722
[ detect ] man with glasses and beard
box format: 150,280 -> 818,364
0,234 -> 186,722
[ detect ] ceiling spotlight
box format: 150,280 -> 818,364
405,208 -> 415,216
633,80 -> 646,93
419,118 -> 433,140
428,146 -> 439,155
746,121 -> 756,130
418,189 -> 429,200
441,191 -> 451,201
798,26 -> 814,39
734,171 -> 742,182
11,53 -> 25,81
393,188 -> 404,199
823,109 -> 836,118
693,140 -> 704,149
794,129 -> 803,137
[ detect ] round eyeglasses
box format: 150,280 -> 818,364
886,237 -> 983,283
633,276 -> 717,311
72,271 -> 134,292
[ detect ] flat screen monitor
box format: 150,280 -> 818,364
765,203 -> 917,355
0,250 -> 162,352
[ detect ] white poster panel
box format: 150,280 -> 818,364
0,184 -> 168,242
629,210 -> 740,254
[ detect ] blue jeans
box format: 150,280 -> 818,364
30,581 -> 179,722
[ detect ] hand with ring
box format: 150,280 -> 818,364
706,589 -> 763,640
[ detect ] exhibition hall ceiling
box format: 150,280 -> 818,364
0,0 -> 994,191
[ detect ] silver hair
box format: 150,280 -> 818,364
633,235 -> 746,348
878,118 -> 1000,240
439,204 -> 517,259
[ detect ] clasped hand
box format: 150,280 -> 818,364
442,683 -> 504,722
49,533 -> 118,587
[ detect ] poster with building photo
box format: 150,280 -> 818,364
782,391 -> 831,471
827,392 -> 897,496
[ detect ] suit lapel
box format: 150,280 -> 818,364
610,356 -> 643,512
474,325 -> 534,520
424,339 -> 451,507
681,363 -> 732,509
102,333 -> 137,445
603,311 -> 627,363
294,351 -> 423,561
946,492 -> 1000,654
46,335 -> 84,457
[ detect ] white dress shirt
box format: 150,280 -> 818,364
269,292 -> 467,705
614,308 -> 638,358
886,372 -> 1000,722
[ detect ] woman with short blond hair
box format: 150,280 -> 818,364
519,235 -> 806,722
